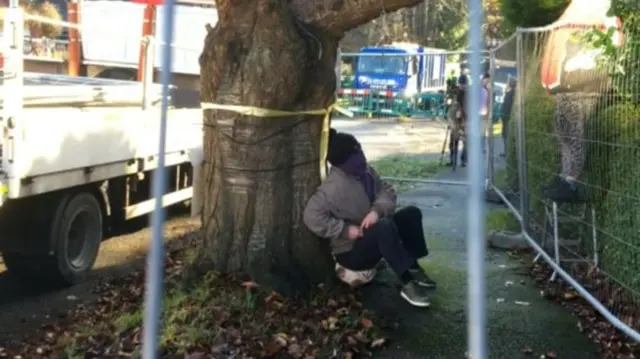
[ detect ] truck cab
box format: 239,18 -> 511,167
354,46 -> 414,94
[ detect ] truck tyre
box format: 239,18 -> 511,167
48,192 -> 103,285
3,193 -> 103,286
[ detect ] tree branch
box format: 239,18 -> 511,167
291,0 -> 423,37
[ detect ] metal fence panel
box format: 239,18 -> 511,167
488,24 -> 640,342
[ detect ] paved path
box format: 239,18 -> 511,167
330,119 -> 600,358
332,118 -> 448,161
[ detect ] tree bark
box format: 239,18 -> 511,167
199,0 -> 422,295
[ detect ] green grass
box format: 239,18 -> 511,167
492,168 -> 508,190
486,209 -> 520,234
370,155 -> 440,193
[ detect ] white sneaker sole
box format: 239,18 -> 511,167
415,281 -> 436,289
400,291 -> 431,307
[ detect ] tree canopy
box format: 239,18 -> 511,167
499,0 -> 570,28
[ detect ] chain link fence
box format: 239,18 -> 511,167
488,23 -> 640,341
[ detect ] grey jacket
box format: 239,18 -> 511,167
303,166 -> 397,254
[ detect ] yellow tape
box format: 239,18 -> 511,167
200,102 -> 353,180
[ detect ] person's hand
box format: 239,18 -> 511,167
347,225 -> 363,240
456,110 -> 462,119
360,210 -> 380,230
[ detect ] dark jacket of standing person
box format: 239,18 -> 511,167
456,74 -> 468,119
502,80 -> 516,120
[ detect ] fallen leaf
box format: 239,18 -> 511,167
242,281 -> 259,289
521,346 -> 533,355
545,352 -> 557,359
288,343 -> 303,358
360,318 -> 374,329
185,353 -> 206,359
563,291 -> 579,300
264,340 -> 284,355
370,338 -> 387,348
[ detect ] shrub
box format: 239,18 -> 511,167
594,103 -> 640,291
520,69 -> 560,220
499,0 -> 570,29
520,69 -> 640,291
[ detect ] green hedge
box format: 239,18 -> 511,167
499,0 -> 569,29
596,104 -> 640,290
515,65 -> 640,292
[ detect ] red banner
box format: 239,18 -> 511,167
132,0 -> 163,5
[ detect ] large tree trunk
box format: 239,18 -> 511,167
199,0 -> 421,295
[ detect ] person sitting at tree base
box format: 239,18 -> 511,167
303,129 -> 436,308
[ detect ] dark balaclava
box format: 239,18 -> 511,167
327,128 -> 375,203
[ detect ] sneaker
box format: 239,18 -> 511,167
410,268 -> 437,288
461,162 -> 467,168
400,281 -> 431,307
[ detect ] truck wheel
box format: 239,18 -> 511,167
48,192 -> 103,285
4,193 -> 104,286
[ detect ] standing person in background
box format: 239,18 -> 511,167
446,73 -> 469,167
500,78 -> 516,157
539,0 -> 622,203
480,73 -> 492,153
446,70 -> 458,92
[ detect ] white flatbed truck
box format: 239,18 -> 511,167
0,72 -> 202,285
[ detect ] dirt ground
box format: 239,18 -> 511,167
0,118 -> 445,346
0,119 -> 601,358
0,214 -> 200,343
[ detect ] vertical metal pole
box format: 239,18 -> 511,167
592,207 -> 598,267
3,2 -> 24,200
551,202 -> 559,281
466,0 -> 487,357
335,48 -> 341,93
67,0 -> 81,77
138,4 -> 156,82
141,37 -> 155,110
486,53 -> 496,188
141,0 -> 175,358
515,30 -> 529,231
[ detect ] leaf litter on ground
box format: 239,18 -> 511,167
2,234 -> 388,359
528,254 -> 640,359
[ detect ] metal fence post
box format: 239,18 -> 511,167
515,30 -> 530,232
486,52 -> 496,188
466,0 -> 487,357
2,4 -> 24,200
141,0 -> 176,358
335,47 -> 341,93
141,36 -> 155,110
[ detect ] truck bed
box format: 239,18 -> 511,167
0,73 -> 203,198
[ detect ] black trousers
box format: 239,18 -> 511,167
449,131 -> 467,164
335,206 -> 428,278
502,115 -> 510,150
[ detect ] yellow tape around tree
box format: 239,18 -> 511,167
200,102 -> 353,180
